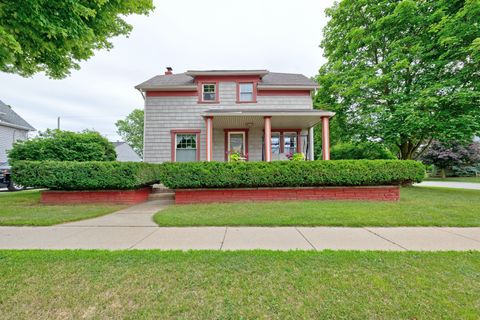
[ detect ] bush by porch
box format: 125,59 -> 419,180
158,160 -> 424,189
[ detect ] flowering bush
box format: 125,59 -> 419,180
286,153 -> 305,161
229,152 -> 247,162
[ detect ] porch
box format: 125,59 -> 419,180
202,109 -> 335,162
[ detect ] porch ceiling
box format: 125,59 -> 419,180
202,109 -> 335,129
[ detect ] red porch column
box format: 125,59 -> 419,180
296,130 -> 302,153
205,116 -> 213,161
321,116 -> 330,160
264,116 -> 272,162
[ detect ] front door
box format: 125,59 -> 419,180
227,132 -> 246,160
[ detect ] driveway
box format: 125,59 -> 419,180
416,181 -> 480,190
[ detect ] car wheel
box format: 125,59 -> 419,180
8,181 -> 25,191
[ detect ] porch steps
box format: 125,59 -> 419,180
149,183 -> 175,203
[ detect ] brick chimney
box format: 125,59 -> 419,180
165,67 -> 173,75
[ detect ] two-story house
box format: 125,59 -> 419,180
135,68 -> 334,163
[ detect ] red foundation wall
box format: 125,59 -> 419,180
174,186 -> 400,204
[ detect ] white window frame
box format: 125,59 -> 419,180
175,133 -> 198,162
238,82 -> 254,102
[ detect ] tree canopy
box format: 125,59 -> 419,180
8,129 -> 116,162
315,0 -> 480,159
115,109 -> 144,157
0,0 -> 154,78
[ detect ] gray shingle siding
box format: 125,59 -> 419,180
143,81 -> 313,163
0,125 -> 28,163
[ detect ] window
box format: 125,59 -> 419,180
175,133 -> 198,162
284,133 -> 297,154
271,133 -> 281,158
238,82 -> 254,102
202,83 -> 216,101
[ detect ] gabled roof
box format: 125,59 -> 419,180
135,70 -> 318,90
135,74 -> 196,91
0,100 -> 35,131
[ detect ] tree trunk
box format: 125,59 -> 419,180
440,168 -> 446,179
398,141 -> 416,160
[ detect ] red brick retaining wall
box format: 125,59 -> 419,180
175,186 -> 400,204
40,188 -> 151,205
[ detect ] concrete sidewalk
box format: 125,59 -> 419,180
1,200 -> 479,251
416,181 -> 480,190
1,226 -> 479,251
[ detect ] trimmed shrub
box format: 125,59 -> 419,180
330,142 -> 396,160
158,160 -> 425,189
12,161 -> 160,190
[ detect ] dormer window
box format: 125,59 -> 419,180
202,83 -> 216,101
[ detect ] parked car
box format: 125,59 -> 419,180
0,162 -> 25,191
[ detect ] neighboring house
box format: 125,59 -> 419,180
135,68 -> 334,163
0,100 -> 35,163
112,141 -> 142,162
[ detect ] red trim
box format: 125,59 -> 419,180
198,81 -> 219,103
236,81 -> 258,103
146,91 -> 197,97
257,90 -> 311,96
279,133 -> 285,153
224,128 -> 249,161
174,186 -> 401,204
170,130 -> 201,162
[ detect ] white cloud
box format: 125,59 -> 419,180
0,0 -> 333,140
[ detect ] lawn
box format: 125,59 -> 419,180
0,190 -> 125,226
425,176 -> 480,183
155,187 -> 480,227
0,250 -> 478,319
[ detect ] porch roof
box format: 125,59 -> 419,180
202,109 -> 335,129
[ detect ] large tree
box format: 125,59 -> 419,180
315,0 -> 480,159
0,0 -> 153,79
115,109 -> 144,157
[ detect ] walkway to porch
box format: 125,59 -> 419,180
203,109 -> 335,162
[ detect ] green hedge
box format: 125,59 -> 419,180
12,160 -> 425,191
12,161 -> 160,190
158,160 -> 425,189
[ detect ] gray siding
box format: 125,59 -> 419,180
0,125 -> 28,163
143,81 -> 313,163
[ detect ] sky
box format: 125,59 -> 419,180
0,0 -> 335,141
